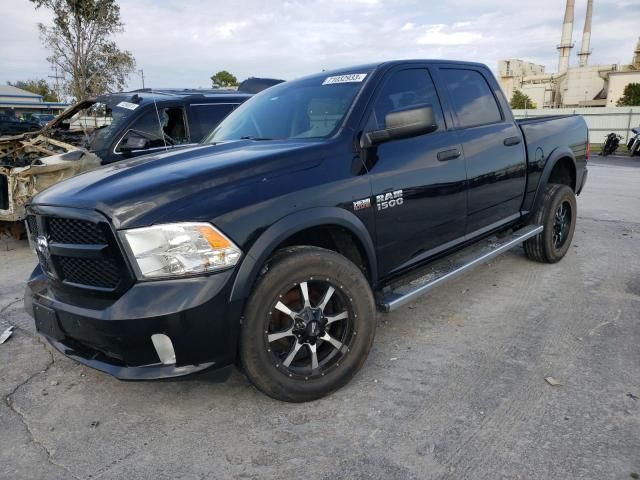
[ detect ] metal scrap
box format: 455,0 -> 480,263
0,326 -> 14,344
0,134 -> 101,222
544,376 -> 563,386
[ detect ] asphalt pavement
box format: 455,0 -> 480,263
1,155 -> 638,480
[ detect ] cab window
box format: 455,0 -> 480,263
440,69 -> 502,128
116,107 -> 189,152
366,68 -> 445,132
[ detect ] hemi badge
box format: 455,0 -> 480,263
353,198 -> 371,211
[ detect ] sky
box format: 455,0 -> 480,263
0,0 -> 639,90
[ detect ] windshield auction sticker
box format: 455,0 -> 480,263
116,101 -> 139,110
322,73 -> 367,85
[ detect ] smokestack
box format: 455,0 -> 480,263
633,37 -> 640,69
557,0 -> 575,73
578,0 -> 593,67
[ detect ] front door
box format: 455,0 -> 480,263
362,66 -> 467,277
111,105 -> 191,162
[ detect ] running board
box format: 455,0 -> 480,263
377,225 -> 543,312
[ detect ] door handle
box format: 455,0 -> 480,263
437,148 -> 462,162
503,136 -> 522,146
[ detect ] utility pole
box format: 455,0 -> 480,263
47,61 -> 64,103
138,69 -> 145,89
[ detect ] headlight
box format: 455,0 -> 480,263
119,222 -> 242,279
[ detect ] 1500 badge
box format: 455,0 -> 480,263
376,190 -> 403,210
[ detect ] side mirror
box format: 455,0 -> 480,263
118,131 -> 151,152
363,105 -> 437,147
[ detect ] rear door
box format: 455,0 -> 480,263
437,66 -> 526,234
363,65 -> 467,277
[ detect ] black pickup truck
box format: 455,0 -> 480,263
24,60 -> 588,402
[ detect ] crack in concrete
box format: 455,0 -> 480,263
578,216 -> 640,227
2,315 -> 81,480
0,297 -> 22,317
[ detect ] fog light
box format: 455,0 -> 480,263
151,334 -> 176,365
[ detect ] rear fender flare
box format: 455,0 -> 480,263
530,147 -> 576,215
229,207 -> 377,302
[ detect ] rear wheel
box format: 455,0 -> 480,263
240,246 -> 376,402
524,183 -> 577,263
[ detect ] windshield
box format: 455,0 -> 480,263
206,71 -> 371,142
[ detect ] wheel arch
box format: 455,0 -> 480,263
230,207 -> 378,302
530,147 -> 577,216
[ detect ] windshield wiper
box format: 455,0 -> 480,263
240,136 -> 274,141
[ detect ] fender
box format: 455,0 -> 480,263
527,146 -> 576,216
229,207 -> 378,302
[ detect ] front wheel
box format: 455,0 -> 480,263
239,246 -> 376,402
524,183 -> 577,263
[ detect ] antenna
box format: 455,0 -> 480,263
150,88 -> 169,152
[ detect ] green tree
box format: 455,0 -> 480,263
211,70 -> 238,88
30,0 -> 136,102
616,83 -> 640,106
8,79 -> 59,102
510,90 -> 537,109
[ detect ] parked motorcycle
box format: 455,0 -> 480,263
601,133 -> 621,156
626,127 -> 640,156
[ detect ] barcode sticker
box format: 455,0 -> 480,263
322,73 -> 367,85
116,101 -> 139,110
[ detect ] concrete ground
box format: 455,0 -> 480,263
1,155 -> 638,480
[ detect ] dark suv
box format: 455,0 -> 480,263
43,89 -> 253,164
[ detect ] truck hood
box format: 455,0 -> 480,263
32,139 -> 325,228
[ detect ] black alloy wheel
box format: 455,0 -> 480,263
524,183 -> 577,263
265,279 -> 354,379
240,246 -> 376,402
552,200 -> 572,249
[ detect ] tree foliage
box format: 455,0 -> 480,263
211,70 -> 238,88
30,0 -> 136,101
8,79 -> 59,102
616,83 -> 640,107
510,90 -> 537,109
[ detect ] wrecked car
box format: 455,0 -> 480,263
0,113 -> 42,136
0,89 -> 252,224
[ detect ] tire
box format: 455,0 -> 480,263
524,183 -> 577,263
239,246 -> 376,402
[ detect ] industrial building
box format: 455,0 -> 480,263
498,0 -> 640,108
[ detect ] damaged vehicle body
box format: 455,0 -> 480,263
0,89 -> 253,225
0,134 -> 101,222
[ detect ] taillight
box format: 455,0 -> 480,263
586,142 -> 590,161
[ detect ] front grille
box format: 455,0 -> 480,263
26,215 -> 38,237
48,217 -> 107,244
58,256 -> 121,289
27,210 -> 132,293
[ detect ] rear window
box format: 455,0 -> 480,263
190,104 -> 237,140
440,69 -> 502,128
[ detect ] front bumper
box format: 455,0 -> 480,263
24,265 -> 243,380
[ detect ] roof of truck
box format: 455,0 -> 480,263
290,59 -> 489,84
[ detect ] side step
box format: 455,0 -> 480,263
377,225 -> 543,312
